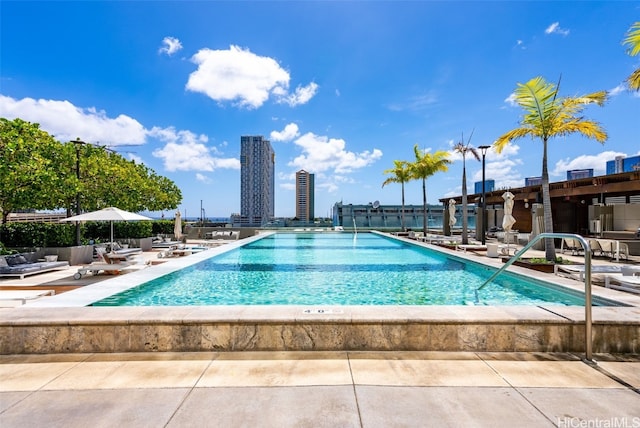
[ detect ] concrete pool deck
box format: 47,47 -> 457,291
1,351 -> 639,426
1,233 -> 639,355
1,233 -> 639,425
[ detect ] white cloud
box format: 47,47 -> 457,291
279,131 -> 382,195
196,173 -> 212,183
0,95 -> 146,146
159,36 -> 183,56
186,45 -> 316,109
150,127 -> 240,172
270,123 -> 300,142
504,92 -> 518,107
288,132 -> 383,174
609,84 -> 627,96
545,22 -> 570,36
277,82 -> 319,107
0,95 -> 240,174
551,151 -> 626,177
127,153 -> 144,164
388,91 -> 438,112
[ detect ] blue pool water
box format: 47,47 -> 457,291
94,232 -> 606,306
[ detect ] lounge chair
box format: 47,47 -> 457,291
0,254 -> 69,280
588,239 -> 605,257
157,244 -> 208,258
108,242 -> 143,256
604,274 -> 640,294
74,248 -> 147,279
407,231 -> 424,240
0,289 -> 55,306
455,244 -> 487,253
555,264 -> 625,281
560,238 -> 584,256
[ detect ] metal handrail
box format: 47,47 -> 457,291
475,233 -> 594,362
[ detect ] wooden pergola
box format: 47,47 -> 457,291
441,171 -> 640,234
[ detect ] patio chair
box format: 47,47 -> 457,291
555,264 -> 623,281
74,248 -> 147,279
596,239 -> 616,258
588,239 -> 605,257
0,289 -> 55,306
560,238 -> 583,256
604,274 -> 640,294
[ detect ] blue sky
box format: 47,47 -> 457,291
1,1 -> 638,219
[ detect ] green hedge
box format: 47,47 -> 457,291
84,221 -> 153,241
151,220 -> 177,235
0,221 -> 154,248
0,222 -> 76,248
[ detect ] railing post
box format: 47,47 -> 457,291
476,233 -> 593,362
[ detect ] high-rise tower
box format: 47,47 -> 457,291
240,136 -> 275,226
295,170 -> 314,223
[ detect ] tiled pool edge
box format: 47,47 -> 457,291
2,231 -> 638,355
1,306 -> 639,354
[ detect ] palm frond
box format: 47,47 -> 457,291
468,147 -> 480,161
382,160 -> 410,187
556,119 -> 608,143
623,21 -> 640,56
627,68 -> 640,91
494,128 -> 536,153
514,77 -> 556,119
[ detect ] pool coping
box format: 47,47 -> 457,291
2,231 -> 639,354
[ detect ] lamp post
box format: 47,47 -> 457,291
478,145 -> 491,245
71,138 -> 86,246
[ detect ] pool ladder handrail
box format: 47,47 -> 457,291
475,233 -> 594,362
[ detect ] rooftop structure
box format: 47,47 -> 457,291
606,155 -> 640,174
474,179 -> 495,194
567,169 -> 594,180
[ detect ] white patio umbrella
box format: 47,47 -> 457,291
60,207 -> 152,250
448,199 -> 457,227
502,191 -> 516,250
174,210 -> 182,240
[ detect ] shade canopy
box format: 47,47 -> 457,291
501,192 -> 516,232
60,207 -> 152,223
60,207 -> 152,249
448,199 -> 457,227
174,211 -> 182,240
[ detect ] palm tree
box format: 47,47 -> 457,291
623,21 -> 640,91
494,76 -> 607,261
411,145 -> 451,236
452,131 -> 480,245
382,160 -> 411,231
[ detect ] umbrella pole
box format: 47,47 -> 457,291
111,221 -> 114,252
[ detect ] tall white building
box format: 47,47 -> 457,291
295,170 -> 314,223
239,136 -> 275,226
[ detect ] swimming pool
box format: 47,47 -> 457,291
94,232 -> 613,307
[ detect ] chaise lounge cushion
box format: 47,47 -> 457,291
5,254 -> 29,266
0,254 -> 69,279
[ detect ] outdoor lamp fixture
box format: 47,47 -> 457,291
478,145 -> 491,245
71,138 -> 86,246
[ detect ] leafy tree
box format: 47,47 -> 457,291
382,160 -> 411,231
623,21 -> 640,91
411,145 -> 451,236
452,131 -> 480,245
0,118 -> 182,224
494,76 -> 607,261
0,118 -> 66,223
